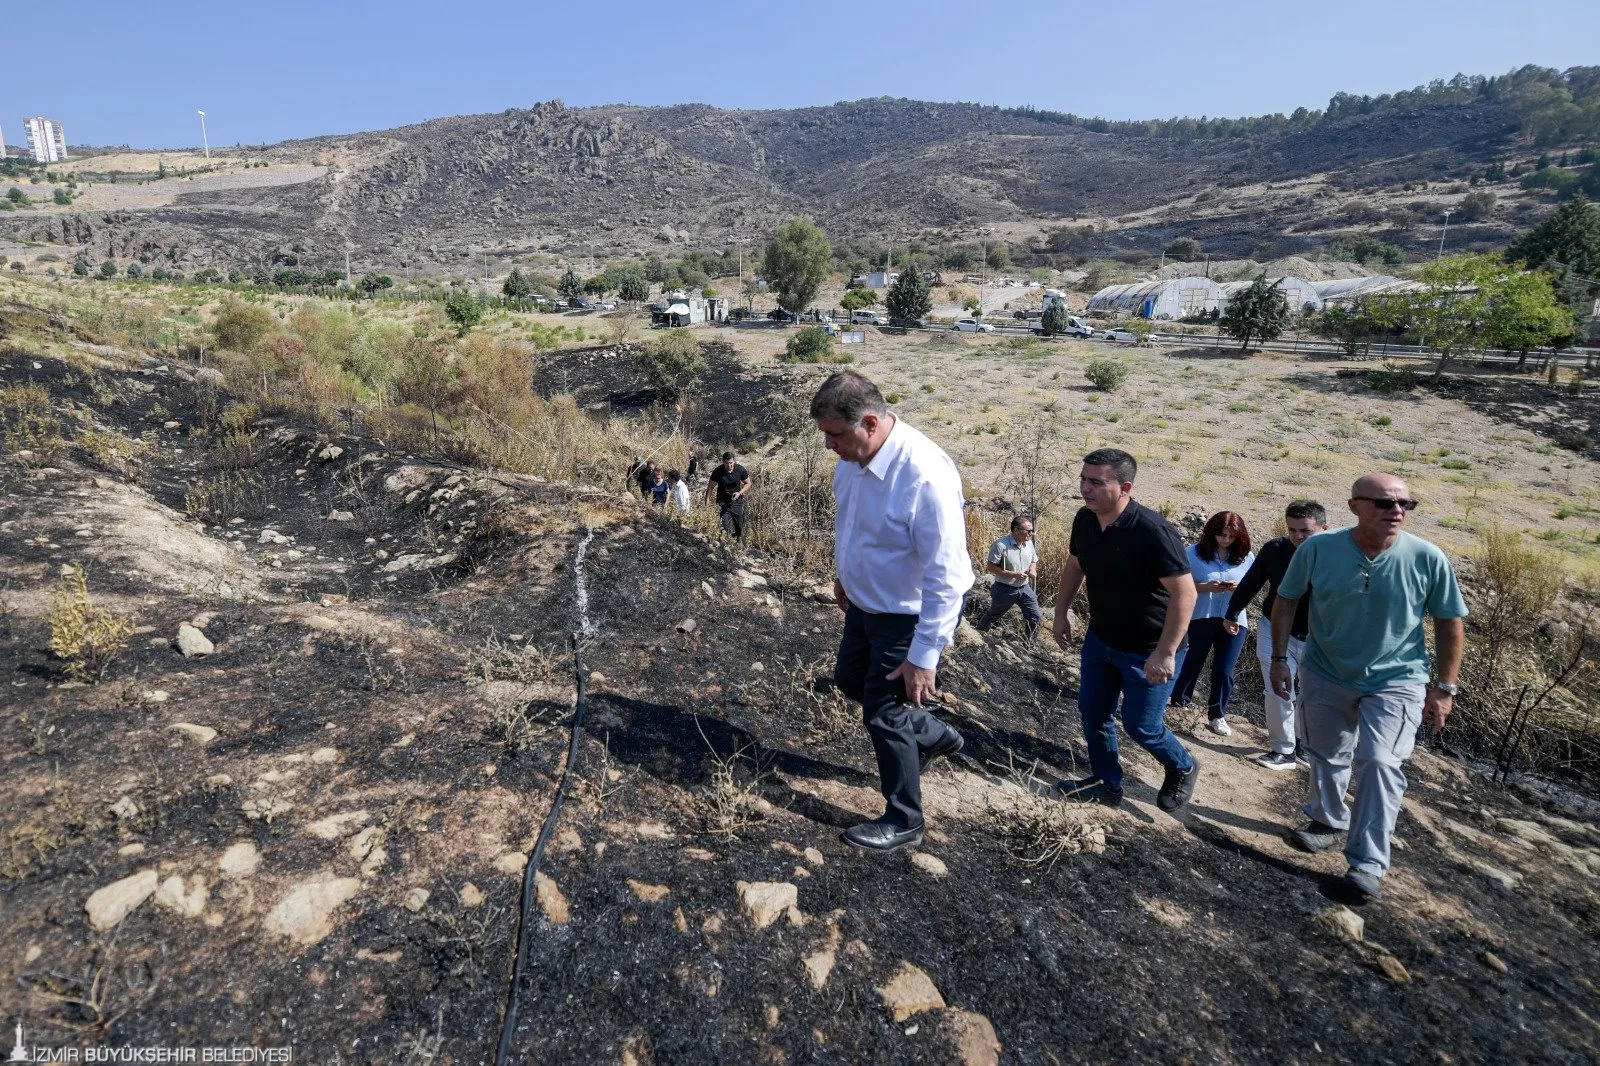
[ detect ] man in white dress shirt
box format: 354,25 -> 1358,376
811,371 -> 974,853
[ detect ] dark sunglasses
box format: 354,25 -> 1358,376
1355,496 -> 1418,511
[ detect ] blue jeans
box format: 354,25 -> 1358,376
1078,629 -> 1195,791
1172,617 -> 1249,718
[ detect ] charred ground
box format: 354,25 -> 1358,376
2,336 -> 1599,1065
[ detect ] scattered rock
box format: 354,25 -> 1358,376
109,795 -> 141,821
552,827 -> 583,853
536,872 -> 570,924
307,810 -> 371,840
194,367 -> 224,385
1481,951 -> 1508,974
349,827 -> 388,876
310,747 -> 339,764
168,723 -> 217,745
940,1009 -> 1002,1066
803,847 -> 825,867
85,869 -> 160,931
675,618 -> 698,634
734,569 -> 768,589
241,797 -> 292,823
910,853 -> 948,878
143,689 -> 170,703
258,529 -> 289,545
1374,952 -> 1411,983
176,624 -> 213,658
1315,905 -> 1364,942
154,875 -> 208,918
878,961 -> 946,1022
954,620 -> 987,648
119,843 -> 146,857
327,510 -> 355,522
218,841 -> 261,878
459,882 -> 485,907
701,581 -> 716,599
628,880 -> 670,903
163,421 -> 181,430
493,852 -> 528,875
809,584 -> 835,605
264,877 -> 362,945
317,445 -> 344,461
403,888 -> 431,913
803,948 -> 836,990
737,880 -> 798,930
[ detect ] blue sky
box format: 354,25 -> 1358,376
6,0 -> 1592,149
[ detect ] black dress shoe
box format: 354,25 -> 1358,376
1054,776 -> 1124,807
1156,763 -> 1200,812
842,819 -> 925,854
919,727 -> 965,774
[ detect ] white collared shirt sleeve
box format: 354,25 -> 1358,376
907,469 -> 971,669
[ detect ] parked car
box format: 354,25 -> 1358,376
768,308 -> 796,322
952,318 -> 996,333
850,310 -> 887,326
1033,315 -> 1095,337
800,310 -> 834,324
1100,328 -> 1141,343
888,316 -> 928,329
595,300 -> 617,311
568,296 -> 595,310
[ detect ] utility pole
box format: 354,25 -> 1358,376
196,111 -> 209,160
1436,208 -> 1454,261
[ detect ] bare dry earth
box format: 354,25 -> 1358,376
1,339 -> 1599,1064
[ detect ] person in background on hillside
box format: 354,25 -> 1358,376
686,452 -> 700,486
627,456 -> 646,496
1170,511 -> 1255,736
1271,474 -> 1466,902
634,459 -> 657,499
1224,500 -> 1327,771
974,515 -> 1042,641
667,469 -> 691,514
1051,449 -> 1200,812
705,450 -> 752,547
813,370 -> 972,854
649,465 -> 669,508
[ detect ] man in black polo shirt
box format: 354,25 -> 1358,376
1224,499 -> 1327,770
703,450 -> 752,547
1051,448 -> 1200,811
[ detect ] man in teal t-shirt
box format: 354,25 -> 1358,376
1270,473 -> 1466,902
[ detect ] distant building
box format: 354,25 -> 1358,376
651,292 -> 727,326
1087,277 -> 1224,320
24,117 -> 68,163
1218,276 -> 1323,316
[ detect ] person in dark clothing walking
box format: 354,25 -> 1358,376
1051,448 -> 1200,813
1171,511 -> 1255,736
1224,499 -> 1328,770
686,453 -> 700,486
704,451 -> 752,547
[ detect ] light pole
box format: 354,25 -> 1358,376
197,110 -> 209,160
1436,208 -> 1453,261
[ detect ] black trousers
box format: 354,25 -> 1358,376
720,506 -> 746,545
833,605 -> 949,828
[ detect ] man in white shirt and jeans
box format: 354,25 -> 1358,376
812,371 -> 974,854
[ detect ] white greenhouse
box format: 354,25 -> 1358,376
1085,277 -> 1224,320
1218,276 -> 1322,316
1309,276 -> 1402,305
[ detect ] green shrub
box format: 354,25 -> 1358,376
1364,363 -> 1416,393
780,326 -> 851,364
1084,359 -> 1129,391
212,298 -> 276,352
637,329 -> 705,398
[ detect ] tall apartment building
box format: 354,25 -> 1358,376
24,117 -> 68,164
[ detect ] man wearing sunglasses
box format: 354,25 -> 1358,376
1269,473 -> 1467,902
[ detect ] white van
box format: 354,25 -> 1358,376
850,310 -> 887,325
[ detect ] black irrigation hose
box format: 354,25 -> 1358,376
495,632 -> 587,1066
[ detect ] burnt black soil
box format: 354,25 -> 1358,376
2,340 -> 1599,1065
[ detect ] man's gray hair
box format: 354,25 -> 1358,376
810,370 -> 888,425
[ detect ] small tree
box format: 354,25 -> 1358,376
444,293 -> 483,335
98,259 -> 118,279
72,253 -> 89,277
1164,237 -> 1202,260
840,288 -> 876,312
1084,359 -> 1129,391
1312,305 -> 1381,358
614,266 -> 650,308
1370,253 -> 1511,380
762,218 -> 831,314
885,264 -> 933,322
125,262 -> 144,279
1040,300 -> 1072,336
637,329 -> 705,399
502,267 -> 534,299
212,298 -> 277,351
358,273 -> 394,295
1483,269 -> 1574,370
780,326 -> 845,363
557,270 -> 583,304
52,188 -> 71,206
6,187 -> 26,205
1219,273 -> 1291,352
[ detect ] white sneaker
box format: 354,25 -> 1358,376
1207,717 -> 1232,736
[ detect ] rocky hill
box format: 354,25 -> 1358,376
0,67 -> 1592,277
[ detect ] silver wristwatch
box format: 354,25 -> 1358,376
1431,681 -> 1459,696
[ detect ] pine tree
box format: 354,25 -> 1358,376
1219,274 -> 1290,352
885,263 -> 933,323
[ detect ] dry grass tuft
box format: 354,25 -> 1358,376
1,383 -> 66,458
48,565 -> 136,682
695,717 -> 768,839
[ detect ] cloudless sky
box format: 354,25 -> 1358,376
5,0 -> 1592,149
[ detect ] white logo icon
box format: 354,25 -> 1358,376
8,1022 -> 26,1062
